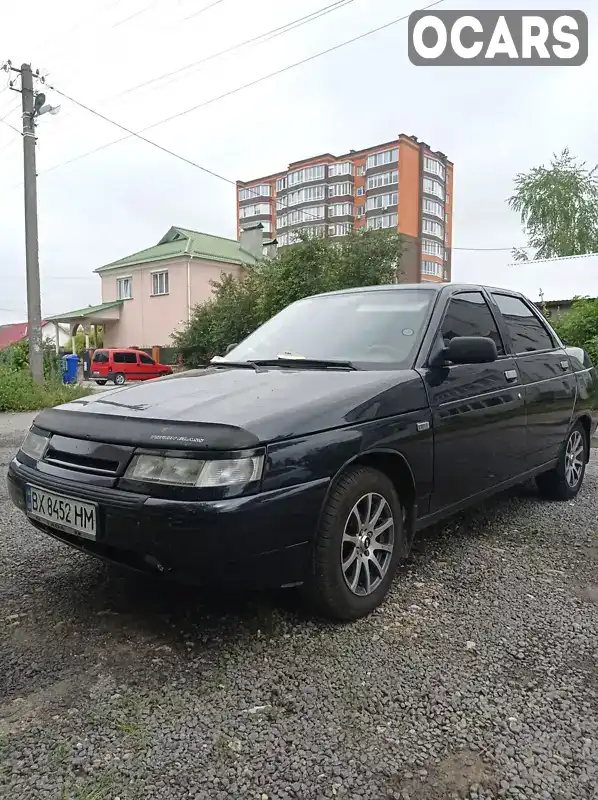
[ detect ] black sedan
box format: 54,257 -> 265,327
8,283 -> 597,620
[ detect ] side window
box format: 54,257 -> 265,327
491,294 -> 554,353
92,350 -> 108,363
441,292 -> 505,355
113,351 -> 137,364
139,353 -> 154,365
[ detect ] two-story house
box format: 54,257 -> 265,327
47,224 -> 267,351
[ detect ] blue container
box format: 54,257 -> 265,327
62,353 -> 79,385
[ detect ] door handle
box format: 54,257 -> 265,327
504,369 -> 518,382
560,360 -> 570,370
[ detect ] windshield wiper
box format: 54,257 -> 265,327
251,357 -> 357,371
210,360 -> 258,370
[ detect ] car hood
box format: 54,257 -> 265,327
34,366 -> 427,450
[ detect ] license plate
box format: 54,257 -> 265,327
26,485 -> 97,541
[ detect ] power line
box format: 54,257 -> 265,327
42,1 -> 445,178
183,0 -> 225,21
110,0 -> 355,100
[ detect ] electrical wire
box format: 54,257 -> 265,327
182,0 -> 225,21
110,0 -> 355,100
42,1 -> 445,179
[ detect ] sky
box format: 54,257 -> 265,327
0,0 -> 596,323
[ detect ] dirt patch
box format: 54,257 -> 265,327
389,750 -> 497,799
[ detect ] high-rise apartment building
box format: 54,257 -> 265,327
236,133 -> 453,283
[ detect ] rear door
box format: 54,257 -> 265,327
91,349 -> 109,378
489,292 -> 576,469
421,289 -> 527,512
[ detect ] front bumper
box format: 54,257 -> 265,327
8,458 -> 329,590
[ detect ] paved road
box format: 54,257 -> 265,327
0,430 -> 597,800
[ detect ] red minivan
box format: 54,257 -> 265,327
91,348 -> 173,386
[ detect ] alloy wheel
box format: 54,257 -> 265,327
565,429 -> 584,488
341,492 -> 395,597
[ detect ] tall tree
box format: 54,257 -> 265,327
508,148 -> 598,260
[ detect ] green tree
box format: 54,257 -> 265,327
508,148 -> 598,260
66,326 -> 104,355
553,297 -> 598,364
173,228 -> 403,367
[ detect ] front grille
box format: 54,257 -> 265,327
41,434 -> 135,477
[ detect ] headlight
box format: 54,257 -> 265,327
20,429 -> 49,461
125,454 -> 264,488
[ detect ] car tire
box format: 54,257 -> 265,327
536,421 -> 588,501
304,466 -> 406,621
114,373 -> 126,386
95,380 -> 107,386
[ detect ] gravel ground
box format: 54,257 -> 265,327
1,429 -> 597,800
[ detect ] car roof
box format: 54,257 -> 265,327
101,348 -> 143,353
305,283 -> 528,300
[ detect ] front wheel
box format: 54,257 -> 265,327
536,422 -> 588,501
113,373 -> 126,386
304,466 -> 406,621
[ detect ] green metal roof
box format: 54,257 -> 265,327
95,226 -> 258,273
47,300 -> 123,322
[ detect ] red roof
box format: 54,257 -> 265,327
0,321 -> 48,350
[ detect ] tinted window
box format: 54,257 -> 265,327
491,294 -> 554,353
139,353 -> 154,365
441,292 -> 504,355
92,350 -> 108,363
223,289 -> 434,368
113,351 -> 137,364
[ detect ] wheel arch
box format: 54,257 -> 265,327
317,448 -> 417,544
574,413 -> 593,462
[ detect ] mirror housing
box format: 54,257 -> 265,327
224,342 -> 238,355
443,336 -> 497,365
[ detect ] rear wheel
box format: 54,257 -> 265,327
304,466 -> 406,621
114,373 -> 126,386
95,380 -> 107,386
536,421 -> 587,500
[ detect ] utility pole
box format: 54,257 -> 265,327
20,63 -> 44,384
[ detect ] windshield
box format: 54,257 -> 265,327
221,289 -> 435,368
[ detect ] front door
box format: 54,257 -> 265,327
489,292 -> 577,469
421,290 -> 527,513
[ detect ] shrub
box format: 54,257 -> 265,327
0,368 -> 92,412
553,297 -> 598,363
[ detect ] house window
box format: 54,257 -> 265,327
328,182 -> 353,198
422,218 -> 444,238
287,206 -> 325,225
328,222 -> 352,237
276,176 -> 287,192
366,213 -> 398,230
117,276 -> 132,300
287,164 -> 325,187
239,184 -> 270,201
328,203 -> 353,217
422,238 -> 444,257
328,162 -> 354,177
357,165 -> 365,176
421,259 -> 443,277
423,157 -> 445,180
239,202 -> 270,219
366,148 -> 398,169
357,205 -> 365,217
366,192 -> 398,211
151,271 -> 169,296
356,187 -> 364,196
423,198 -> 443,218
287,185 -> 326,206
423,178 -> 444,199
366,170 -> 399,190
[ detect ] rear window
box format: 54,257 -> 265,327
113,351 -> 137,364
92,350 -> 108,363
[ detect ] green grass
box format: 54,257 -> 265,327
0,368 -> 92,412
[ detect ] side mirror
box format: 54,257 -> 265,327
443,336 -> 497,365
224,343 -> 237,355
